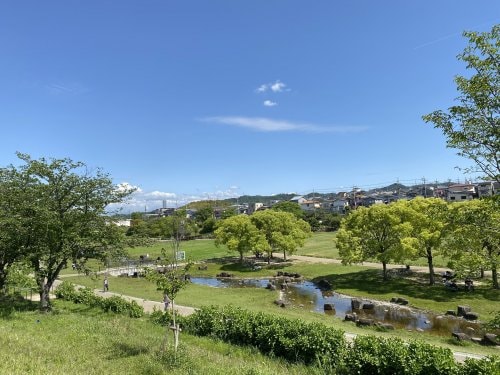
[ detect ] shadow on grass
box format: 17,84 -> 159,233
108,342 -> 149,359
312,269 -> 500,303
0,293 -> 39,318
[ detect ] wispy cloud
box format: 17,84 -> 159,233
45,82 -> 88,95
263,100 -> 277,107
202,116 -> 369,133
108,183 -> 240,212
256,80 -> 289,93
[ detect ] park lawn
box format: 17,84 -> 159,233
0,297 -> 317,375
64,269 -> 500,357
295,232 -> 339,258
125,239 -> 230,262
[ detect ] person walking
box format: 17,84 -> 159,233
103,277 -> 109,292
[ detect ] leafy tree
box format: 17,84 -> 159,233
423,25 -> 499,182
0,166 -> 32,290
250,210 -> 311,262
2,153 -> 133,310
336,204 -> 413,280
271,201 -> 304,218
194,206 -> 214,224
322,213 -> 342,232
214,215 -> 269,263
396,198 -> 451,285
447,198 -> 499,289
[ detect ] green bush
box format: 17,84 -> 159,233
185,305 -> 347,369
460,356 -> 500,375
345,336 -> 459,375
55,282 -> 143,318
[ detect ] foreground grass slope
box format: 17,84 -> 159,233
0,296 -> 319,375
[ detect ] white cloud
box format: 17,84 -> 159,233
202,116 -> 369,133
270,81 -> 286,92
255,80 -> 289,93
107,184 -> 240,213
263,100 -> 277,107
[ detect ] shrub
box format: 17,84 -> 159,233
185,305 -> 347,370
460,356 -> 500,375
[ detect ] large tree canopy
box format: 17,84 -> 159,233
423,24 -> 499,182
250,210 -> 311,261
0,153 -> 134,310
337,204 -> 413,281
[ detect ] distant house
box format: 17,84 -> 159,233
299,199 -> 321,212
248,202 -> 264,214
476,181 -> 500,197
361,196 -> 384,206
447,184 -> 476,201
322,199 -> 349,213
114,219 -> 131,227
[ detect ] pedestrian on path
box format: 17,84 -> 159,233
103,277 -> 109,292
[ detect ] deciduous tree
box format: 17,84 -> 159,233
2,153 -> 133,310
214,215 -> 268,263
250,210 -> 311,262
423,25 -> 499,182
337,204 -> 412,281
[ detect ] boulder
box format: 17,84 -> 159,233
481,333 -> 499,346
457,305 -> 471,317
362,302 -> 375,310
216,272 -> 233,278
265,283 -> 276,291
276,271 -> 284,277
445,310 -> 456,316
464,327 -> 475,336
464,312 -> 479,321
396,297 -> 409,305
344,313 -> 357,322
452,332 -> 471,341
197,265 -> 208,271
376,322 -> 395,330
356,318 -> 374,327
471,337 -> 483,345
351,298 -> 363,310
316,279 -> 332,290
323,303 -> 335,311
274,299 -> 287,308
390,297 -> 398,303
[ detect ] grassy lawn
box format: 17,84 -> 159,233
0,296 -> 318,375
65,270 -> 500,357
295,232 -> 339,258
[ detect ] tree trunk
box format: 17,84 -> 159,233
480,267 -> 485,278
492,265 -> 499,289
382,261 -> 388,281
0,268 -> 7,292
283,250 -> 287,262
38,280 -> 52,312
426,247 -> 435,285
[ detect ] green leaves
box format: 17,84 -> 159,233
423,24 -> 499,182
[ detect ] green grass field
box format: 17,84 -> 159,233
0,296 -> 319,375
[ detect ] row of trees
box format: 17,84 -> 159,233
336,197 -> 499,288
0,153 -> 133,310
214,210 -> 312,263
125,201 -> 341,243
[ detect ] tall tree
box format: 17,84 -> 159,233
337,204 -> 412,281
395,198 -> 450,285
250,210 -> 311,262
3,153 -> 133,310
214,215 -> 268,263
0,166 -> 33,290
447,198 -> 499,289
423,24 -> 499,182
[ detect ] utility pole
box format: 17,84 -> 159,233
422,177 -> 427,198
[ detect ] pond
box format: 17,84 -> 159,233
190,277 -> 482,337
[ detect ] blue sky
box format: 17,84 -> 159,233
1,1 -> 498,211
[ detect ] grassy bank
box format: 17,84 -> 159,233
0,296 -> 321,375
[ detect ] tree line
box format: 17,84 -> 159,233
337,197 -> 499,289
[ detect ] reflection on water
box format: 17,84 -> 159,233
190,277 -> 482,336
